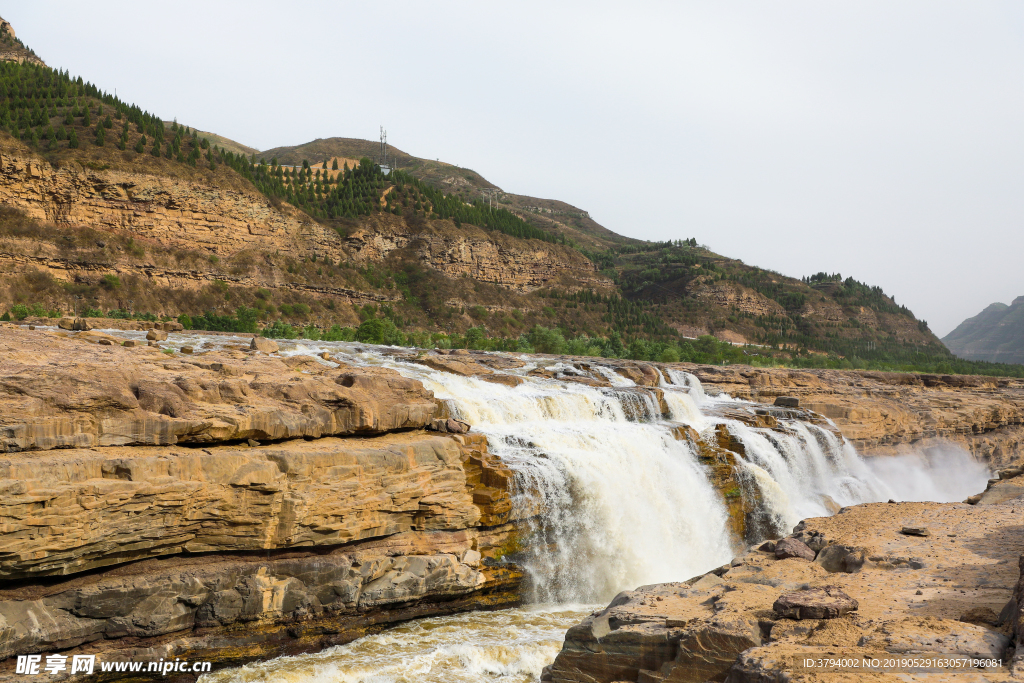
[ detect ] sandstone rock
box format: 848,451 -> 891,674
774,537 -> 815,561
0,431 -> 521,579
480,374 -> 525,388
98,338 -> 113,346
814,543 -> 866,573
900,526 -> 930,537
428,417 -> 471,434
146,329 -> 168,341
0,529 -> 523,663
57,318 -> 75,330
416,355 -> 493,377
122,340 -> 137,347
550,497 -> 1024,683
0,330 -> 442,452
180,345 -> 193,354
250,336 -> 279,354
773,586 -> 858,619
774,396 -> 799,407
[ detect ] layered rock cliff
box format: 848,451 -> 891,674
0,326 -> 524,680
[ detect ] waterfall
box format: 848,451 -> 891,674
274,344 -> 990,603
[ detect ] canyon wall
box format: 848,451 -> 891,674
0,327 -> 524,679
0,148 -> 606,300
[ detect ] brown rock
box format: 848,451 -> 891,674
122,340 -> 137,347
250,336 -> 279,354
773,586 -> 858,620
180,345 -> 194,354
146,329 -> 168,341
0,328 -> 439,452
416,355 -> 493,377
774,536 -> 816,561
774,396 -> 799,407
900,526 -> 930,537
959,606 -> 1000,626
97,338 -> 113,346
481,374 -> 524,388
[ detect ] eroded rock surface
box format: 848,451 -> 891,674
0,328 -> 437,452
0,327 -> 525,679
546,488 -> 1024,683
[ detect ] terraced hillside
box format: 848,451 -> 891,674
0,16 -> 1015,375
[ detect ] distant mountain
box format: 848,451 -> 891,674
943,297 -> 1024,364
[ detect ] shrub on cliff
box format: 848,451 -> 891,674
9,304 -> 29,320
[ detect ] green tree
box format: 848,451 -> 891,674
134,135 -> 146,153
82,108 -> 91,127
332,158 -> 338,170
94,125 -> 105,146
68,129 -> 80,149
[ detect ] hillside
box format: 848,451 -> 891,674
943,296 -> 1024,364
0,16 -> 43,67
258,137 -> 637,251
0,15 -> 1016,376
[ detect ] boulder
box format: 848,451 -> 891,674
481,374 -> 524,388
146,329 -> 168,341
57,317 -> 75,330
814,544 -> 866,573
250,336 -> 279,354
122,340 -> 137,347
180,346 -> 194,354
774,396 -> 799,408
773,586 -> 858,620
774,537 -> 816,561
900,526 -> 930,537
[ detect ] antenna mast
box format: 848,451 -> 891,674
379,126 -> 391,175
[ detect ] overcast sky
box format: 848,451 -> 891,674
7,2 -> 1024,336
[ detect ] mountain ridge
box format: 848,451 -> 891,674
943,296 -> 1024,365
0,17 -> 1018,375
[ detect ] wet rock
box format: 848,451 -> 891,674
146,329 -> 168,341
772,586 -> 858,620
774,537 -> 816,561
180,345 -> 194,354
773,396 -> 799,407
480,374 -> 524,388
250,336 -> 279,353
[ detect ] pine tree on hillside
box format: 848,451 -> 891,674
82,108 -> 91,127
332,158 -> 338,170
150,138 -> 161,156
94,125 -> 105,146
134,135 -> 146,153
68,129 -> 79,149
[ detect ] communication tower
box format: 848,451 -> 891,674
378,126 -> 391,176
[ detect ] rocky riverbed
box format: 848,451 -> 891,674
544,469 -> 1024,682
1,322 -> 1023,681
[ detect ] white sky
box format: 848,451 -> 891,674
7,2 -> 1024,336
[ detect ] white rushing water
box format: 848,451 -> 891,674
100,332 -> 989,683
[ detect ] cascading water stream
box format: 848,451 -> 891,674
127,334 -> 991,683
